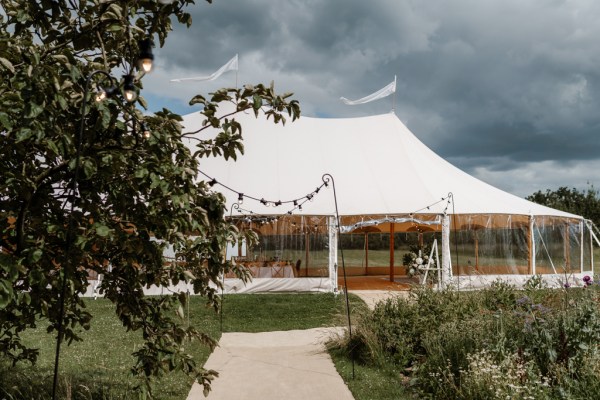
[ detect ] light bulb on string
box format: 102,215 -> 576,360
238,193 -> 244,204
140,123 -> 151,139
122,75 -> 137,102
95,89 -> 107,102
95,85 -> 117,102
137,39 -> 154,73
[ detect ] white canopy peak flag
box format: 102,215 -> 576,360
170,54 -> 238,83
340,75 -> 396,105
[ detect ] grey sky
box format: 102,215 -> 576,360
142,0 -> 600,197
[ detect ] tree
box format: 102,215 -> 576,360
0,0 -> 299,396
526,186 -> 600,226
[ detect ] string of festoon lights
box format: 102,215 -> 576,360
409,193 -> 454,216
340,193 -> 455,234
408,192 -> 454,233
229,204 -> 329,233
200,170 -> 330,216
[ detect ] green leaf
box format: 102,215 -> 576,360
15,128 -> 33,143
46,139 -> 59,156
95,225 -> 111,237
0,112 -> 12,130
138,95 -> 148,110
0,57 -> 15,73
82,159 -> 97,178
25,102 -> 44,118
134,168 -> 148,179
30,249 -> 43,263
0,279 -> 14,309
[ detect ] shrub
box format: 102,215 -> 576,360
331,283 -> 600,399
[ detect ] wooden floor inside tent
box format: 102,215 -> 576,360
338,275 -> 415,291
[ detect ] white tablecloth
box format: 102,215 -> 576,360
251,264 -> 295,278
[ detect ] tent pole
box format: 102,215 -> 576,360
580,220 -> 584,273
365,233 -> 369,274
528,216 -> 534,275
565,222 -> 571,272
389,223 -> 395,282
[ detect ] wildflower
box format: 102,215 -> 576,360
583,275 -> 593,286
516,296 -> 530,305
563,282 -> 570,288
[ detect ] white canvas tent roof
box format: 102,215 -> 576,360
181,109 -> 580,220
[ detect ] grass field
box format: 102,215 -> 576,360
0,293 -> 366,400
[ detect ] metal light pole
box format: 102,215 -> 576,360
321,173 -> 354,379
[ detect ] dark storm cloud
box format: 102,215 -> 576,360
144,0 -> 600,195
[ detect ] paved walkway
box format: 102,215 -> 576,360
186,290 -> 409,399
187,327 -> 354,400
350,289 -> 410,310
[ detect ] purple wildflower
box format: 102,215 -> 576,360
564,282 -> 571,288
516,296 -> 530,305
583,275 -> 593,286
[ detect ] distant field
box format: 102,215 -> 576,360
262,246 -> 597,276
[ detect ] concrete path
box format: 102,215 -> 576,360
187,327 -> 354,400
350,290 -> 410,310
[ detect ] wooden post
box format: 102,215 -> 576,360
474,231 -> 479,272
389,223 -> 395,282
305,230 -> 310,277
365,233 -> 369,274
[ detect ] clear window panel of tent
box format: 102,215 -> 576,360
338,231 -> 442,276
534,217 -> 582,274
240,215 -> 330,278
451,215 -> 529,275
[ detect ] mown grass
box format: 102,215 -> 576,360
330,351 -> 411,400
0,292 -> 364,400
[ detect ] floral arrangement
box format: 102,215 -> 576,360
402,245 -> 435,279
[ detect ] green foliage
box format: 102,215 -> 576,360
331,285 -> 600,399
0,0 -> 300,396
527,185 -> 600,225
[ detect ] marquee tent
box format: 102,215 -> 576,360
181,108 -> 597,292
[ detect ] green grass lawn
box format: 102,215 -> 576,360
330,351 -> 411,400
0,293 -> 366,400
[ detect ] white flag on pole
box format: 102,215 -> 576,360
170,54 -> 238,83
340,76 -> 396,105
